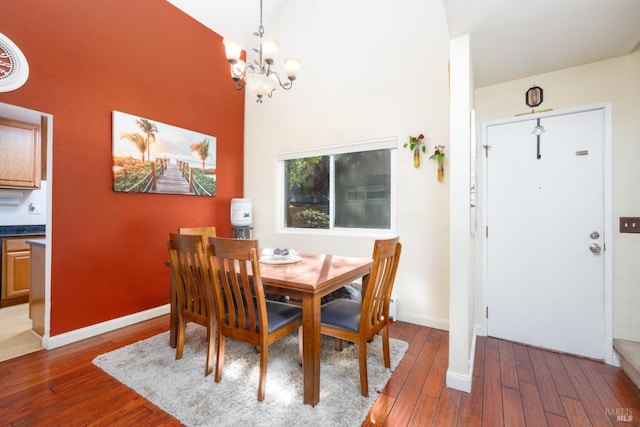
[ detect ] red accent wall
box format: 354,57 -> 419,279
0,0 -> 245,335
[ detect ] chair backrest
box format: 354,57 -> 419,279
207,237 -> 267,338
360,237 -> 402,336
168,233 -> 214,321
178,226 -> 217,250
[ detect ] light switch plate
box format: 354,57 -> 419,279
620,217 -> 640,233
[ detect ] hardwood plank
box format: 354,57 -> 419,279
11,378 -> 127,425
559,353 -> 614,427
391,321 -> 419,345
385,341 -> 439,426
499,340 -> 519,390
431,387 -> 462,426
520,380 -> 548,427
544,350 -> 579,399
362,392 -> 395,426
502,385 -> 526,427
421,337 -> 448,398
405,393 -> 438,426
561,395 -> 594,427
577,357 -> 625,422
473,336 -> 486,379
382,352 -> 415,398
602,371 -> 640,415
458,375 -> 484,427
405,326 -> 431,357
512,342 -> 536,385
486,336 -> 500,350
483,345 -> 504,427
546,412 -> 571,427
528,345 -> 566,416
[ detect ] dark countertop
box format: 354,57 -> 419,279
0,225 -> 46,238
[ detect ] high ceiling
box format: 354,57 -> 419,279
168,0 -> 640,88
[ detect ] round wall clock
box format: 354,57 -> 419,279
0,32 -> 30,92
525,86 -> 543,107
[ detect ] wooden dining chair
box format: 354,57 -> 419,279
320,237 -> 402,397
167,233 -> 216,376
207,237 -> 302,401
178,226 -> 217,249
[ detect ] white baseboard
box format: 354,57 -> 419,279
446,370 -> 472,393
43,304 -> 170,350
612,348 -> 621,367
445,324 -> 481,393
398,311 -> 449,331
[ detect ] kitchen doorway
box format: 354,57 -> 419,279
482,103 -> 612,362
0,102 -> 53,361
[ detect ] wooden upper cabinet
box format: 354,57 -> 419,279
0,117 -> 42,189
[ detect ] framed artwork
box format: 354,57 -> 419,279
112,111 -> 217,196
525,86 -> 543,107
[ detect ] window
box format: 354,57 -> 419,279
278,138 -> 397,234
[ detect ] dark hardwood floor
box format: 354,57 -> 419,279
1,315 -> 638,426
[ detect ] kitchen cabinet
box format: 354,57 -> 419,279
1,235 -> 44,307
0,117 -> 42,189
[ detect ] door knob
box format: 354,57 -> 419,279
590,231 -> 600,239
589,243 -> 601,254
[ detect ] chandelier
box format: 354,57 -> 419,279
222,0 -> 300,103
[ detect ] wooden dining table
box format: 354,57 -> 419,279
258,252 -> 373,406
168,250 -> 372,406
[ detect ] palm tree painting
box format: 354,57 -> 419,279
136,118 -> 158,163
190,138 -> 210,170
112,110 -> 217,197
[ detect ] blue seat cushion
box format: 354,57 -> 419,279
265,300 -> 302,333
321,299 -> 362,332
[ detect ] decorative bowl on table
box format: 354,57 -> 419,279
259,248 -> 301,264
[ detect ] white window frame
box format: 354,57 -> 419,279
277,137 -> 398,237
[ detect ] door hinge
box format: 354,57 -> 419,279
486,306 -> 489,319
483,144 -> 491,158
485,226 -> 489,238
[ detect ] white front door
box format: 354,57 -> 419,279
485,107 -> 606,360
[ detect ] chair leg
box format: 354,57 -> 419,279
205,324 -> 215,376
258,344 -> 268,401
381,324 -> 391,368
298,326 -> 303,367
334,338 -> 343,351
214,334 -> 225,383
358,340 -> 369,397
175,317 -> 186,360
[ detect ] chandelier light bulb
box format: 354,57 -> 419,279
283,57 -> 300,80
260,37 -> 279,64
222,37 -> 243,64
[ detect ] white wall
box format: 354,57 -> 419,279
243,0 -> 452,329
0,182 -> 48,226
446,34 -> 476,392
475,50 -> 640,342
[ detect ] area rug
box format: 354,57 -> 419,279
93,323 -> 408,427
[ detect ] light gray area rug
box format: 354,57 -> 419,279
93,323 -> 408,427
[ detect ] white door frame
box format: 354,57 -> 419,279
480,102 -> 613,364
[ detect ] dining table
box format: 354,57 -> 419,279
167,250 -> 373,407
